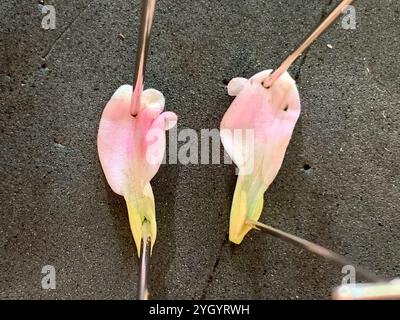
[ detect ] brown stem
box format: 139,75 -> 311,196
131,0 -> 157,116
137,235 -> 151,300
246,219 -> 383,283
264,0 -> 355,87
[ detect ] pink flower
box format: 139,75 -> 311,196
97,85 -> 177,255
220,70 -> 301,244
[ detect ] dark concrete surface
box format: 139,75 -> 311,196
1,0 -> 399,299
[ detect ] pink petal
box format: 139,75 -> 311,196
97,85 -> 136,195
97,85 -> 177,196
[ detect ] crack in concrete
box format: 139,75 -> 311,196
42,0 -> 94,59
200,233 -> 229,299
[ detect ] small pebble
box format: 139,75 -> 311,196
54,135 -> 65,145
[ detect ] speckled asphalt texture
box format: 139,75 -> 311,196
1,0 -> 399,299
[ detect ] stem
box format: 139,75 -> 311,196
264,0 -> 355,87
137,233 -> 152,300
246,219 -> 383,283
131,0 -> 157,116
